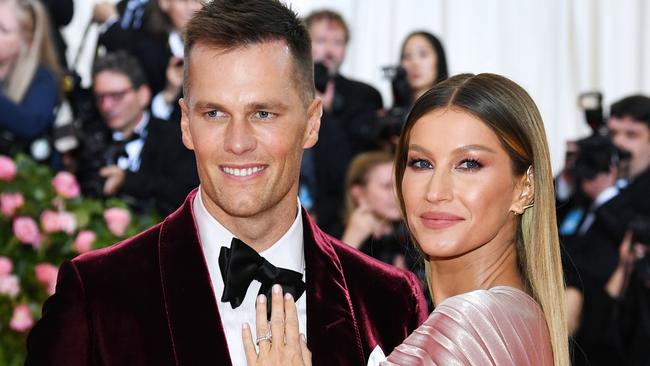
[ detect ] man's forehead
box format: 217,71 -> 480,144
609,116 -> 649,130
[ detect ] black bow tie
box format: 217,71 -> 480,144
218,238 -> 305,319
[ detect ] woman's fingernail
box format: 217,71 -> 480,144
300,333 -> 307,343
284,292 -> 293,300
258,294 -> 266,304
273,284 -> 282,294
242,323 -> 249,330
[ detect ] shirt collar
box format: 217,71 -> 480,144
594,185 -> 619,208
193,187 -> 305,274
112,111 -> 150,141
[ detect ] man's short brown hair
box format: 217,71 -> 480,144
183,0 -> 314,102
304,9 -> 350,43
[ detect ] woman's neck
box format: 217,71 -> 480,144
428,235 -> 525,306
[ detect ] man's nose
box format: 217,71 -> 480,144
223,118 -> 256,155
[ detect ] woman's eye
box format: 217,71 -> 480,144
458,159 -> 482,170
407,159 -> 432,170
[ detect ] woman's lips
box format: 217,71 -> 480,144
419,212 -> 464,229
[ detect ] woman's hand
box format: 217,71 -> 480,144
242,284 -> 311,366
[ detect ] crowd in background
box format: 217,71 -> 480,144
0,1 -> 648,365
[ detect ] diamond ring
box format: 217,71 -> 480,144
255,330 -> 272,346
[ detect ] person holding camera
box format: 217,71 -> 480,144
376,31 -> 449,147
301,9 -> 384,236
74,51 -> 197,216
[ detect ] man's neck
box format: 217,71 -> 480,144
116,111 -> 147,139
200,187 -> 300,253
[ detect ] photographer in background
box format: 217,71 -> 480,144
561,134 -> 626,365
377,31 -> 448,147
301,9 -> 383,236
604,219 -> 650,365
75,51 -> 197,216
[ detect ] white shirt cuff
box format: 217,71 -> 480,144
367,345 -> 387,366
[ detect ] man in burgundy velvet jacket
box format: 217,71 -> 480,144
26,1 -> 428,365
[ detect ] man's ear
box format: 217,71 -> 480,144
137,85 -> 152,108
510,166 -> 535,215
303,98 -> 322,149
179,98 -> 194,150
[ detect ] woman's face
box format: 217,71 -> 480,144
0,3 -> 23,80
401,35 -> 438,93
356,162 -> 402,222
401,108 -> 524,259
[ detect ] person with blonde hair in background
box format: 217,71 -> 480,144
341,151 -> 408,268
0,0 -> 60,158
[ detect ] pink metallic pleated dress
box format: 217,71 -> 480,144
382,286 -> 553,366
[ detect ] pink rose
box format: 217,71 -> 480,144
13,216 -> 41,248
0,274 -> 20,298
0,256 -> 13,275
0,155 -> 17,182
73,230 -> 96,253
57,211 -> 77,234
104,207 -> 131,237
0,192 -> 24,217
52,171 -> 80,199
35,263 -> 58,295
9,304 -> 33,332
40,210 -> 61,233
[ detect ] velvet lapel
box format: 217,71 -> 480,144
158,190 -> 232,366
303,210 -> 366,365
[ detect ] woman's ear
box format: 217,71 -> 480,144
510,166 -> 535,215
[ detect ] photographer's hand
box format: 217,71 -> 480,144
316,80 -> 335,113
100,165 -> 126,196
606,231 -> 635,298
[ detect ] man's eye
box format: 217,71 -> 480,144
206,110 -> 219,118
255,111 -> 275,120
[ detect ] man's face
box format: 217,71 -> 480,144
309,20 -> 347,75
93,71 -> 149,133
608,116 -> 650,178
180,40 -> 321,223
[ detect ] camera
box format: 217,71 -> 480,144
374,65 -> 412,144
578,92 -> 606,134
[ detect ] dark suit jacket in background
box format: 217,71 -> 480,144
311,74 -> 383,236
26,189 -> 428,365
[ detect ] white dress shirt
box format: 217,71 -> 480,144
578,186 -> 619,235
193,188 -> 307,366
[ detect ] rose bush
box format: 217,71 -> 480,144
0,154 -> 159,365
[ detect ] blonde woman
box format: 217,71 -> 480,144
341,151 -> 407,267
244,73 -> 569,366
0,0 -> 60,155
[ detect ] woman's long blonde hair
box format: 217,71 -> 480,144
2,0 -> 60,102
394,73 -> 569,366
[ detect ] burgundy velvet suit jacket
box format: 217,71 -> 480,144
26,190 -> 428,365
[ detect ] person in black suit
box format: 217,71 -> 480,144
302,9 -> 384,236
74,51 -> 197,216
95,0 -> 202,123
